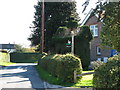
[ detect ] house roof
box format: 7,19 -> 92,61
81,8 -> 94,26
0,44 -> 15,49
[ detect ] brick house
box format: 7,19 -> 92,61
81,9 -> 111,62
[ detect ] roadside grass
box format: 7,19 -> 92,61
36,65 -> 94,87
35,65 -> 63,85
71,73 -> 93,87
0,62 -> 16,66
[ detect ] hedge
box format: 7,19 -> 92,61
93,54 -> 120,88
38,53 -> 82,82
10,53 -> 41,63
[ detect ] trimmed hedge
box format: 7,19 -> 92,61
93,54 -> 120,88
38,53 -> 82,82
10,53 -> 41,63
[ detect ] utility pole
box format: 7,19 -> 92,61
71,31 -> 74,54
41,0 -> 44,53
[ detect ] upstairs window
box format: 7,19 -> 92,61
90,24 -> 98,37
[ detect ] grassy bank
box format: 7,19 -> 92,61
0,62 -> 16,66
0,52 -> 10,63
36,65 -> 94,87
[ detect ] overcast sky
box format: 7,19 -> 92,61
0,0 -> 97,47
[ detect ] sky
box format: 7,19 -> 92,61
0,0 -> 97,47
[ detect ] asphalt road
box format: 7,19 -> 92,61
0,63 -> 44,89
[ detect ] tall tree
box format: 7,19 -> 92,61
28,1 -> 79,52
100,2 -> 120,51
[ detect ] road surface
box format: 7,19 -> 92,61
0,63 -> 44,89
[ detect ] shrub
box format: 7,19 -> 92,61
89,61 -> 104,70
38,53 -> 82,83
93,54 -> 120,88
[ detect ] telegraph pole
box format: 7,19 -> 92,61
41,0 -> 44,53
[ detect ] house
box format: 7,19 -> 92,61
0,44 -> 15,53
81,9 -> 111,62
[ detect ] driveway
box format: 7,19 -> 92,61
0,63 -> 44,89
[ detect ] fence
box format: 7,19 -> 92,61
74,71 -> 94,83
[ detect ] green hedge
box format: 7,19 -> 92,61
0,51 -> 10,63
93,54 -> 120,88
10,53 -> 41,63
38,53 -> 82,82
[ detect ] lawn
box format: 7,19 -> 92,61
72,71 -> 93,87
36,65 -> 94,87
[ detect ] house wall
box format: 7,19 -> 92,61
85,16 -> 111,61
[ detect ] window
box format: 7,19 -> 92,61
97,58 -> 101,61
103,57 -> 108,63
97,46 -> 101,55
90,24 -> 98,37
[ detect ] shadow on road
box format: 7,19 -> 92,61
1,65 -> 44,88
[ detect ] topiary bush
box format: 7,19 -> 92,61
38,53 -> 82,83
93,54 -> 120,88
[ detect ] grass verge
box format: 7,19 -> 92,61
35,65 -> 94,87
0,62 -> 16,66
35,65 -> 63,85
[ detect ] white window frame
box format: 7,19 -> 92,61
90,24 -> 98,37
97,46 -> 101,55
103,57 -> 108,63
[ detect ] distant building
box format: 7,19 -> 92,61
81,9 -> 111,62
0,44 -> 15,53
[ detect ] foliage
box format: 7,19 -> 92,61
66,15 -> 79,31
0,51 -> 10,63
14,44 -> 26,53
38,53 -> 82,82
36,65 -> 93,87
49,26 -> 92,70
54,26 -> 68,37
36,65 -> 63,85
28,1 -> 79,52
93,54 -> 120,88
75,26 -> 93,70
83,1 -> 120,51
100,2 -> 120,51
89,61 -> 104,70
10,53 -> 41,63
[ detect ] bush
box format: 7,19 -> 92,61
93,54 -> 120,88
89,61 -> 104,70
38,53 -> 82,82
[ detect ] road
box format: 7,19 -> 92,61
0,63 -> 44,89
